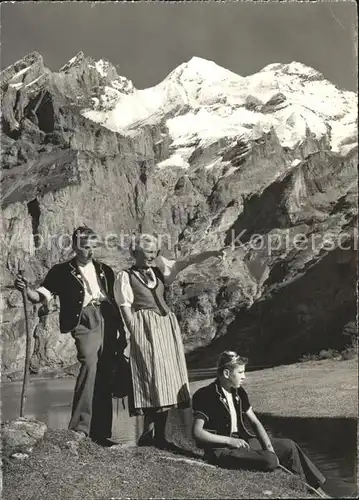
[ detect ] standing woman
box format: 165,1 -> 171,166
114,234 -> 224,449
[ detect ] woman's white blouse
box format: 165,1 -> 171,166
114,256 -> 181,308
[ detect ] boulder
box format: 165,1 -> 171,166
2,417 -> 47,449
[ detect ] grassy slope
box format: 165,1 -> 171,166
3,359 -> 357,499
3,430 -> 313,500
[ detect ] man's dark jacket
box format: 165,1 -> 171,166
39,257 -> 124,334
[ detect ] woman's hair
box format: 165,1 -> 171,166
129,233 -> 158,256
216,350 -> 248,375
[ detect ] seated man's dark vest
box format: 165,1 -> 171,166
192,380 -> 255,447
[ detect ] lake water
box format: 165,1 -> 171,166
1,376 -> 357,498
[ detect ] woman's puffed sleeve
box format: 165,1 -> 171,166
114,270 -> 134,308
156,255 -> 182,284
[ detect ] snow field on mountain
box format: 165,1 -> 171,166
80,57 -> 357,160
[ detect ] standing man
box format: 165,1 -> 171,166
15,226 -> 126,444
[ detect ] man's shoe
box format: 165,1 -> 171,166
137,429 -> 155,447
91,436 -> 117,447
71,430 -> 87,440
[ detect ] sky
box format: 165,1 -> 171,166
0,1 -> 357,92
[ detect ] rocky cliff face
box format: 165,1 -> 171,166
1,52 -> 357,377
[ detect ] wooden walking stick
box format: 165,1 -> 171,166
18,267 -> 32,417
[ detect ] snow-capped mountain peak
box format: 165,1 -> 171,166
82,56 -> 357,158
164,56 -> 243,87
57,53 -> 135,111
59,51 -> 85,72
260,61 -> 324,80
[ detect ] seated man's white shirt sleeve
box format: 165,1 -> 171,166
114,270 -> 134,307
36,286 -> 54,303
156,256 -> 182,284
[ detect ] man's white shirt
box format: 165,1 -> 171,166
222,387 -> 238,434
37,260 -> 107,306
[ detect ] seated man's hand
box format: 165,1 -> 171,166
227,437 -> 250,449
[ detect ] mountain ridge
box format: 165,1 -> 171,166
0,51 -> 357,376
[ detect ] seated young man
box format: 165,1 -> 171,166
192,351 -> 328,497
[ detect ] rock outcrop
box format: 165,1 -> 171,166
1,52 -> 357,376
1,417 -> 47,450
